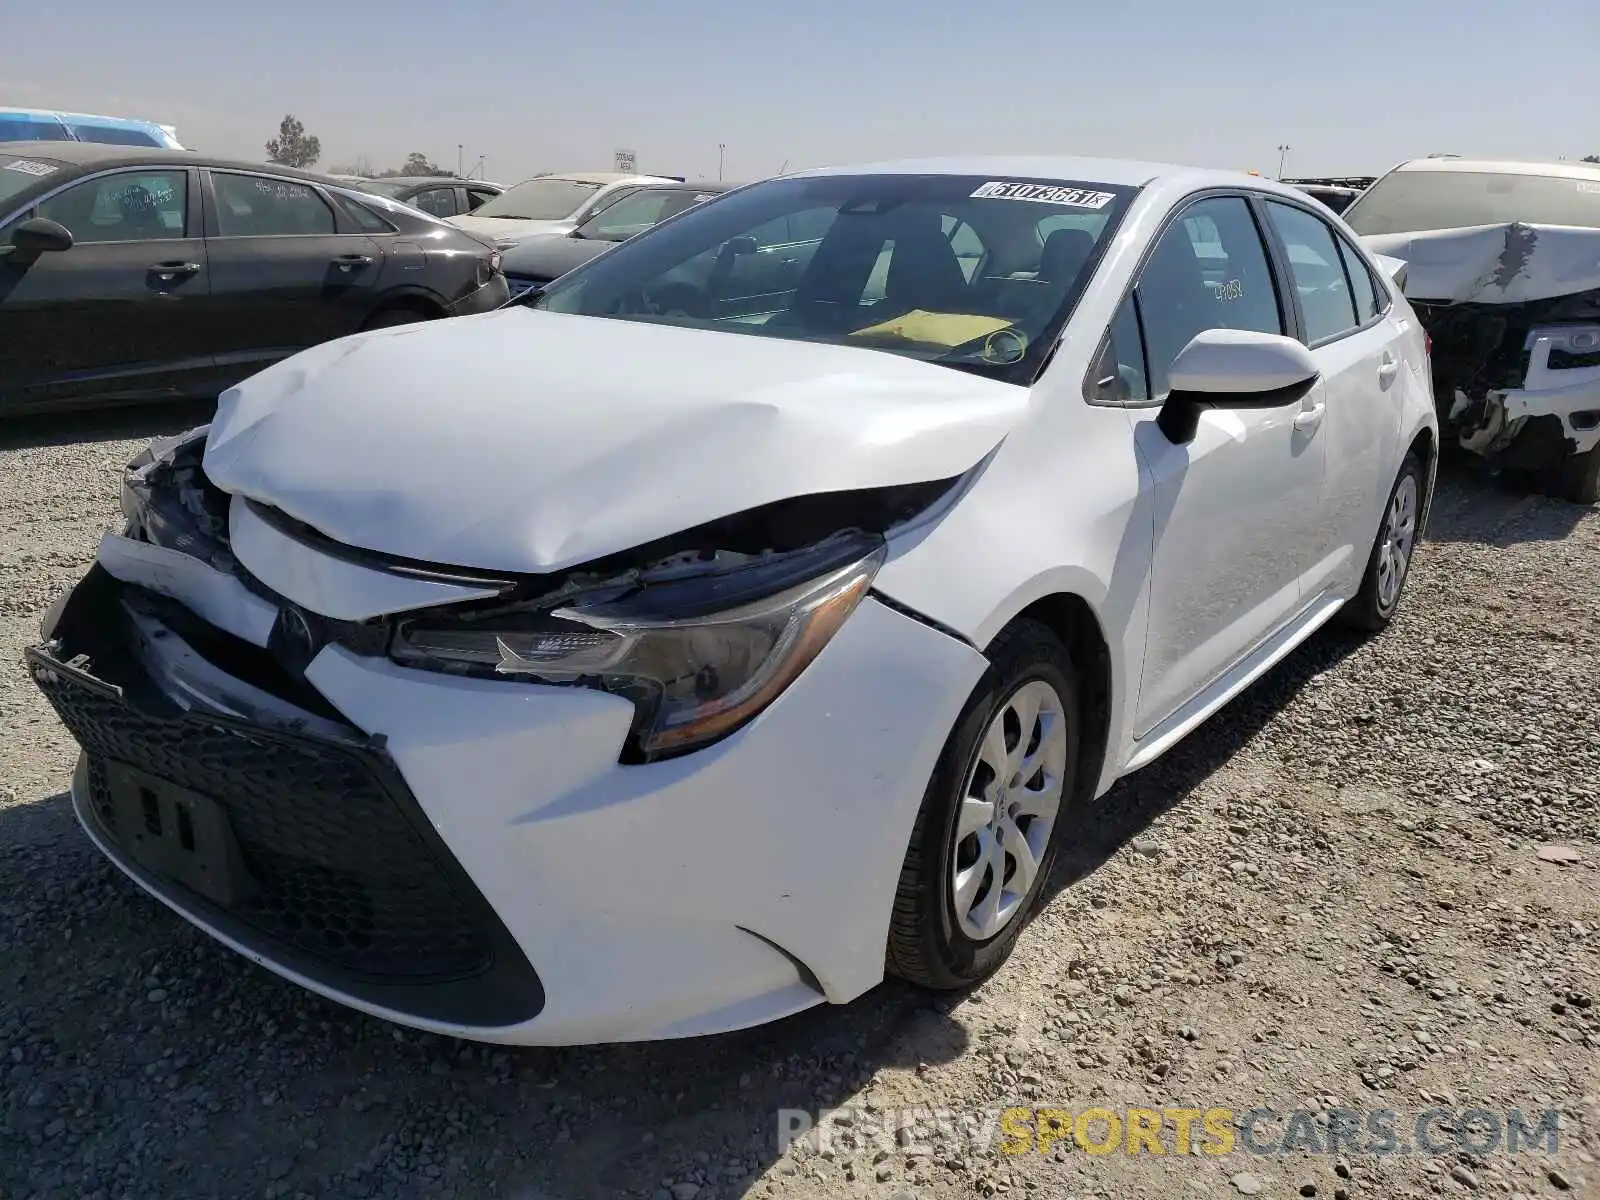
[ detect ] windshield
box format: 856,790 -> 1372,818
472,177 -> 602,221
1346,169 -> 1600,234
356,179 -> 412,198
534,173 -> 1135,383
576,188 -> 715,241
0,152 -> 67,210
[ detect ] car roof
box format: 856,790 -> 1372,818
0,140 -> 329,182
532,171 -> 673,185
1391,157 -> 1600,180
786,154 -> 1296,195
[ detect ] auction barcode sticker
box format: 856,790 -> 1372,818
971,181 -> 1115,208
3,160 -> 58,177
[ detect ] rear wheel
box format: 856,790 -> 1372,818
886,619 -> 1081,990
1340,453 -> 1423,632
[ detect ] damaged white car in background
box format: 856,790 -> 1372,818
1345,156 -> 1600,503
28,156 -> 1436,1046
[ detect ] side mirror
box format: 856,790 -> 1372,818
5,217 -> 74,262
1156,328 -> 1320,445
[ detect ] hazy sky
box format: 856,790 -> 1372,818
12,0 -> 1598,184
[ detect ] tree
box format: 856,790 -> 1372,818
398,151 -> 449,177
264,114 -> 321,169
1584,155 -> 1600,164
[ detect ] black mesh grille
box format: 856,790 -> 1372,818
38,665 -> 490,983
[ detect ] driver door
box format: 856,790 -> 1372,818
0,166 -> 213,409
1122,194 -> 1329,737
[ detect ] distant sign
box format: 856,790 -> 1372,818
613,148 -> 636,173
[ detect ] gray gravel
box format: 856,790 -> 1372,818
2,407 -> 1596,1200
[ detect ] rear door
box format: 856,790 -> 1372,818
202,169 -> 385,375
1258,196 -> 1400,600
0,165 -> 213,408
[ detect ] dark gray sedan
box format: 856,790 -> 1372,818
0,143 -> 508,414
501,180 -> 739,296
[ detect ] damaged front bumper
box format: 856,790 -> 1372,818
27,431 -> 988,1044
1459,324 -> 1600,460
1471,326 -> 1600,456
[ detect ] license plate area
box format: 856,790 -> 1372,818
104,761 -> 259,907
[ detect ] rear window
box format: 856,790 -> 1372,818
1346,169 -> 1600,234
472,177 -> 603,221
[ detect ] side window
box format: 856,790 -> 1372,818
37,170 -> 188,243
1263,200 -> 1359,344
1087,295 -> 1150,405
0,116 -> 68,141
411,187 -> 458,218
942,216 -> 986,281
64,122 -> 161,148
1135,195 -> 1283,396
1335,235 -> 1382,322
333,193 -> 397,234
785,208 -> 836,244
213,173 -> 336,237
465,188 -> 495,211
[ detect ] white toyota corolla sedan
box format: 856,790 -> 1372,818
29,156 -> 1437,1045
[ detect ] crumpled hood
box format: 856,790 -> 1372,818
1362,222 -> 1600,305
202,308 -> 1029,574
446,214 -> 573,244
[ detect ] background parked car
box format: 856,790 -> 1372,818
1282,177 -> 1372,214
0,142 -> 507,414
1344,157 -> 1600,503
353,176 -> 503,220
0,107 -> 183,149
500,180 -> 739,296
447,171 -> 675,247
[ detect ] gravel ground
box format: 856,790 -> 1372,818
1,406 -> 1595,1200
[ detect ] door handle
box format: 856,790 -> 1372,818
149,261 -> 200,282
1377,352 -> 1400,388
332,254 -> 375,271
1292,402 -> 1326,431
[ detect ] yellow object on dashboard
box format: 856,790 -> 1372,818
849,309 -> 1014,347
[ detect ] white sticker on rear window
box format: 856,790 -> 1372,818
3,160 -> 58,178
971,181 -> 1115,208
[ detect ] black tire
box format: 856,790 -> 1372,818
1340,452 -> 1424,632
886,618 -> 1082,990
361,305 -> 434,332
1552,444 -> 1600,506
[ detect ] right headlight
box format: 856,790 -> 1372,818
391,533 -> 887,761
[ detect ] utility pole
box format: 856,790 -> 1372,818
1276,144 -> 1291,179
458,144 -> 464,177
718,143 -> 726,182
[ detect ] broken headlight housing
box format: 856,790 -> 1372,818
391,533 -> 887,761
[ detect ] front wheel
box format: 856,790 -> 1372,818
886,619 -> 1081,990
1340,452 -> 1424,632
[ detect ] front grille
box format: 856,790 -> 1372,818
43,671 -> 485,981
29,600 -> 544,1026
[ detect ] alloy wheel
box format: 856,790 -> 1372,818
949,679 -> 1068,942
